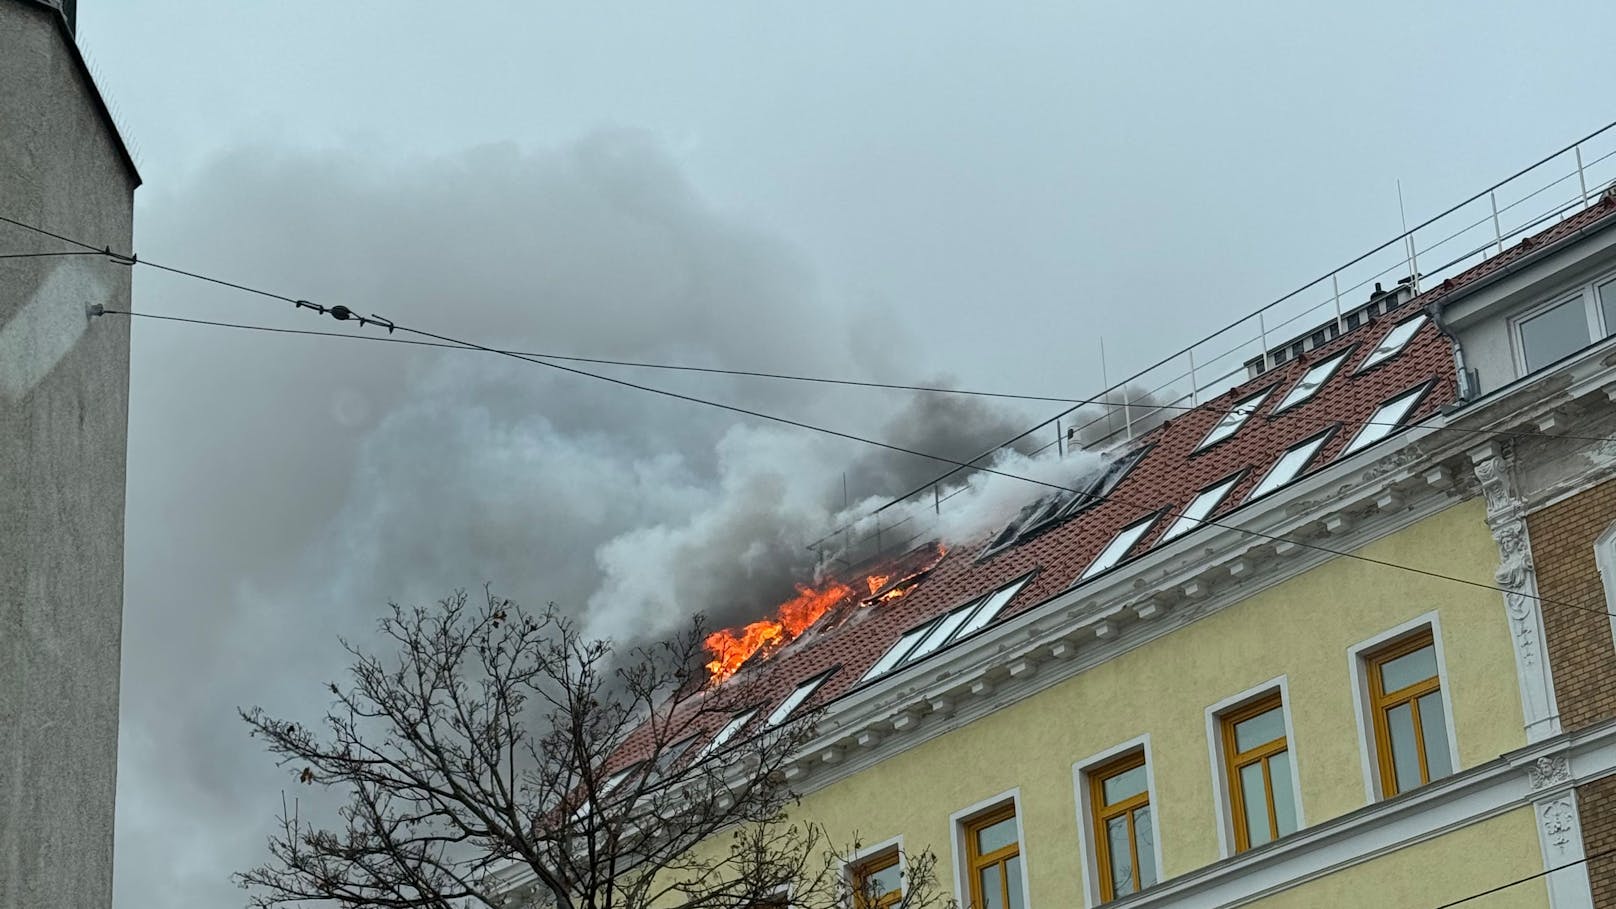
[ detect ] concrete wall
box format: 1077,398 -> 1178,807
0,2 -> 137,907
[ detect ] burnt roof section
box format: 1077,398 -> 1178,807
609,194 -> 1616,770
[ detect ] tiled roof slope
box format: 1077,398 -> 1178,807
614,195 -> 1616,769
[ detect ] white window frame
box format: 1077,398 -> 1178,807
1355,313 -> 1429,373
1081,513 -> 1162,580
1245,427 -> 1336,502
843,834 -> 907,908
698,708 -> 757,759
1340,381 -> 1431,457
1509,268 -> 1616,377
949,788 -> 1032,909
1073,735 -> 1165,908
1273,347 -> 1353,413
1597,521 -> 1616,650
1194,388 -> 1274,452
767,668 -> 836,728
1161,472 -> 1244,542
1203,676 -> 1306,859
1346,612 -> 1461,802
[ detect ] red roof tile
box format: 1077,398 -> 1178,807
615,194 -> 1616,766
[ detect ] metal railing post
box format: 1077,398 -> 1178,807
1257,312 -> 1269,371
1056,419 -> 1064,457
1577,145 -> 1590,207
1332,273 -> 1343,328
1188,350 -> 1198,405
1491,191 -> 1504,255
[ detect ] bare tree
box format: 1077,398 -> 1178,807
238,589 -> 949,909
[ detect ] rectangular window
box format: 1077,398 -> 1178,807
952,575 -> 1032,640
1519,297 -> 1593,372
1090,752 -> 1158,901
863,577 -> 1033,682
1273,349 -> 1351,413
1341,383 -> 1429,456
1196,388 -> 1273,452
1598,279 -> 1616,338
1081,514 -> 1160,580
1246,429 -> 1334,501
851,848 -> 903,909
767,669 -> 836,727
1366,630 -> 1453,796
698,709 -> 757,759
965,804 -> 1025,909
1220,693 -> 1298,852
1161,473 -> 1243,542
1357,313 -> 1428,372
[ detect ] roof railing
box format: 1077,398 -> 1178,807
808,120 -> 1616,568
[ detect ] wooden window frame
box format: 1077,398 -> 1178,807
1090,750 -> 1151,902
850,847 -> 902,909
964,803 -> 1021,909
1365,629 -> 1444,797
1219,692 -> 1291,852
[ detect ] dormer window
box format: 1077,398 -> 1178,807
1342,383 -> 1431,456
1195,390 -> 1273,452
1272,349 -> 1351,413
1247,428 -> 1335,501
1357,314 -> 1427,372
1081,514 -> 1161,580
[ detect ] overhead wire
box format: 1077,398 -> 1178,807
96,307 -> 1616,449
1426,845 -> 1616,909
8,215 -> 1616,627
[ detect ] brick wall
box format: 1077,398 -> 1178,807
1529,478 -> 1616,905
1528,478 -> 1616,732
1579,775 -> 1616,907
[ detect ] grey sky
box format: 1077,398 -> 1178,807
69,2 -> 1616,906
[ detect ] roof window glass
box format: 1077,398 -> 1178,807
766,669 -> 837,727
862,622 -> 937,681
1247,429 -> 1334,500
1273,349 -> 1351,413
1160,473 -> 1243,542
1342,384 -> 1429,456
1358,314 -> 1428,372
952,575 -> 1033,640
1081,515 -> 1160,580
1196,389 -> 1273,452
698,709 -> 757,759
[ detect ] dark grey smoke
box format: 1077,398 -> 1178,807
116,133 -> 1035,906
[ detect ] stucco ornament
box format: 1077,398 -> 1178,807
1529,754 -> 1573,790
1470,442 -> 1560,741
1540,797 -> 1577,852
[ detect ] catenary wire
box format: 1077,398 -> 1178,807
8,215 -> 1616,624
1426,845 -> 1616,909
98,307 -> 1616,449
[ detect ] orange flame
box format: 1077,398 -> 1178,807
704,582 -> 853,683
702,544 -> 951,684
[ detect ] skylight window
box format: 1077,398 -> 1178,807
1080,514 -> 1161,580
1160,473 -> 1243,542
698,709 -> 757,759
862,623 -> 935,681
861,576 -> 1033,682
1342,384 -> 1430,456
766,669 -> 836,727
951,575 -> 1032,639
1273,349 -> 1351,413
1357,314 -> 1428,372
1196,389 -> 1273,452
1247,429 -> 1334,500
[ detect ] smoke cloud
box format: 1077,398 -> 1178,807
116,132 -> 1045,904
